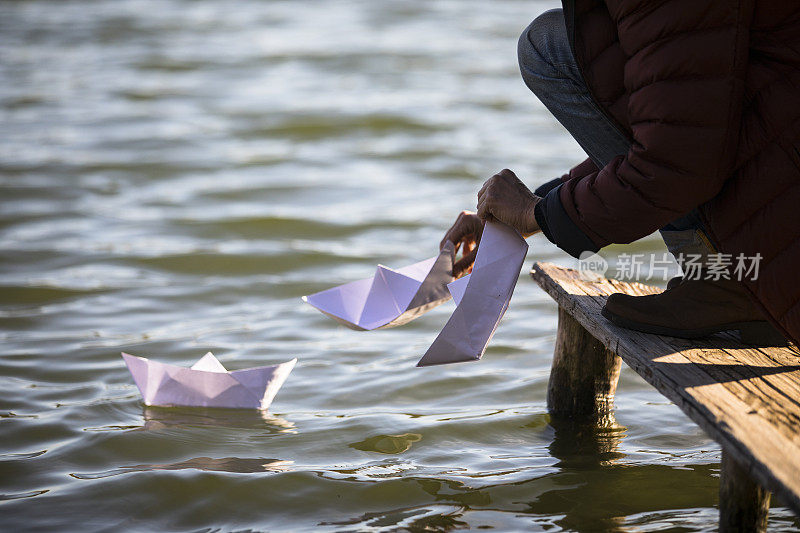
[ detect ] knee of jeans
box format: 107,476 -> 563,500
517,9 -> 566,92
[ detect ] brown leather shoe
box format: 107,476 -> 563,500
601,278 -> 788,345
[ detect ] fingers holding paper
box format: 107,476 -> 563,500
444,169 -> 539,277
477,169 -> 541,238
441,210 -> 484,278
453,244 -> 477,278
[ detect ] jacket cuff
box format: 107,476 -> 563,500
534,177 -> 563,198
534,184 -> 600,258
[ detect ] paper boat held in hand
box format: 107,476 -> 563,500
122,352 -> 296,410
417,221 -> 528,367
302,242 -> 455,331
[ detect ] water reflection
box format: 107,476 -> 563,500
324,415 -> 719,531
349,433 -> 422,454
538,415 -> 628,531
138,406 -> 296,434
523,415 -> 719,532
548,414 -> 626,469
72,456 -> 293,480
324,417 -> 627,530
0,489 -> 50,502
321,503 -> 470,531
69,407 -> 297,480
522,461 -> 720,532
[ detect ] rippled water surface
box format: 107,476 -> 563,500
1,1 -> 798,531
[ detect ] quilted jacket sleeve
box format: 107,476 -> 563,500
544,0 -> 754,256
533,157 -> 598,197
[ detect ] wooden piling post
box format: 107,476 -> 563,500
548,306 -> 622,423
531,262 -> 800,522
719,450 -> 771,532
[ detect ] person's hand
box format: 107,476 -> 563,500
440,211 -> 484,277
477,169 -> 541,237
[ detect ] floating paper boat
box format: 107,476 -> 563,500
302,242 -> 455,330
417,221 -> 528,367
122,352 -> 296,410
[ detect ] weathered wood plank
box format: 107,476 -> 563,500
530,262 -> 800,515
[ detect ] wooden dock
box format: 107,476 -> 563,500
530,262 -> 800,532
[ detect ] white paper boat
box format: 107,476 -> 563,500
302,242 -> 455,330
122,352 -> 296,410
417,221 -> 528,367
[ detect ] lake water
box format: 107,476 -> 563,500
1,1 -> 798,531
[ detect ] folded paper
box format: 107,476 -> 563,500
302,242 -> 455,330
417,221 -> 528,367
122,352 -> 296,410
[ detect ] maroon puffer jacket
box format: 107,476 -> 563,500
555,0 -> 800,345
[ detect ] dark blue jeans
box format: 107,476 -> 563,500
518,9 -> 713,260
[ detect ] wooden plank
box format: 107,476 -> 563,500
530,262 -> 800,514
